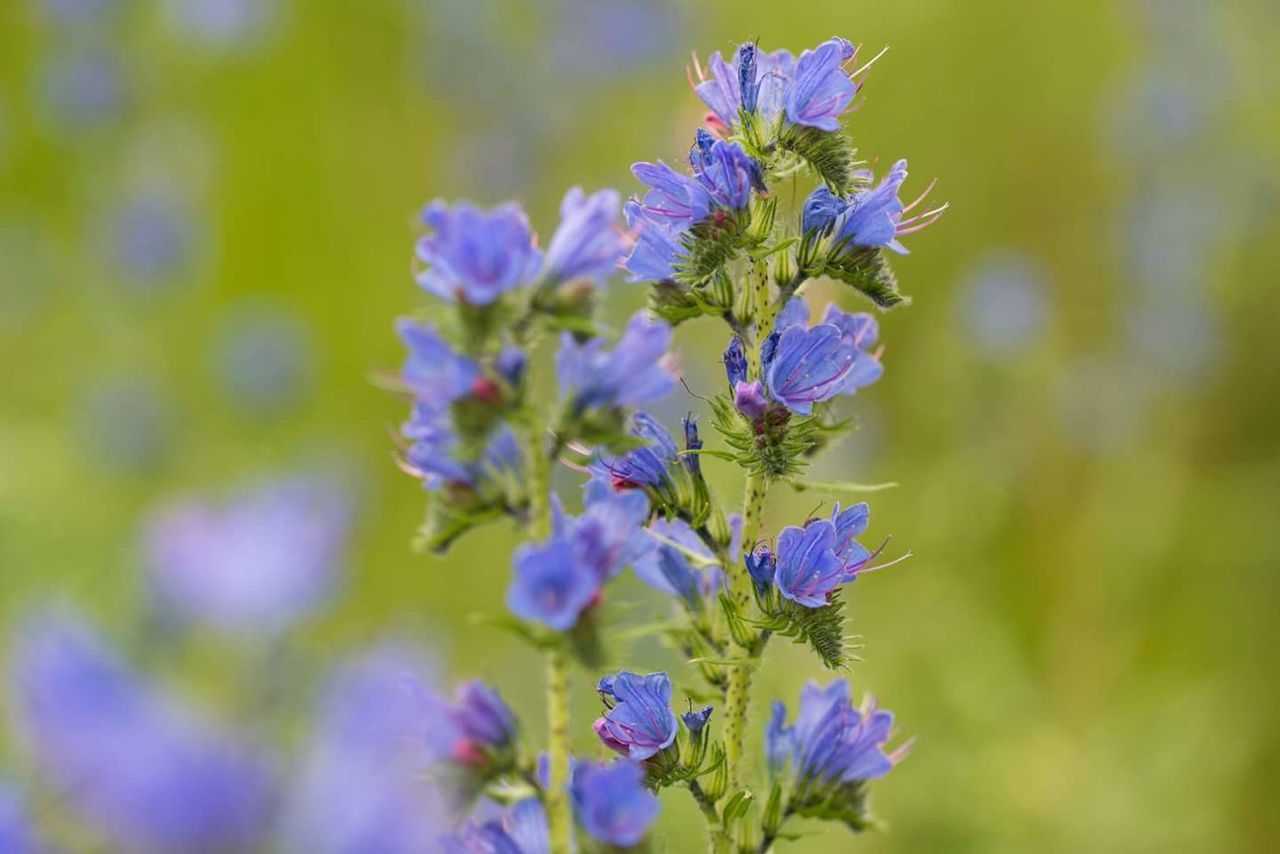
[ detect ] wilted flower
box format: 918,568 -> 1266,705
143,476 -> 351,635
569,760 -> 660,847
415,200 -> 543,305
9,612 -> 273,852
543,187 -> 625,285
556,311 -> 676,412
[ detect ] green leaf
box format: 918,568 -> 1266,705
686,656 -> 762,669
788,478 -> 900,495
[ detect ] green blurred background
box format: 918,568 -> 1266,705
2,0 -> 1278,851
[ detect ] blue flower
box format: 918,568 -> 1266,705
682,705 -> 714,735
682,413 -> 703,477
283,647 -> 447,852
0,786 -> 41,854
415,200 -> 543,306
623,201 -> 682,282
693,44 -> 796,125
143,475 -> 351,635
556,311 -> 676,412
443,799 -> 548,854
691,137 -> 763,211
763,323 -> 857,415
590,411 -> 680,490
630,161 -> 711,230
821,305 -> 884,393
785,37 -> 858,131
769,680 -> 905,786
829,501 -> 873,579
403,409 -> 523,493
745,543 -> 777,591
507,488 -> 651,631
594,671 -> 678,761
9,611 -> 273,852
765,700 -> 791,776
396,319 -> 482,404
722,335 -> 748,387
570,760 -> 660,847
774,520 -> 845,606
632,517 -> 722,606
807,160 -> 944,257
543,187 -> 625,285
424,681 -> 517,766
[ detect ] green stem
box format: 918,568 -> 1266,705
525,424 -> 573,854
544,647 -> 573,854
687,780 -> 729,852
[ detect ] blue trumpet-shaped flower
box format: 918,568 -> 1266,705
543,187 -> 625,285
623,202 -> 682,282
590,411 -> 680,490
570,760 -> 660,847
830,501 -> 873,579
593,671 -> 679,761
402,408 -> 522,493
774,520 -> 846,607
691,135 -> 763,211
630,161 -> 711,231
396,319 -> 482,404
803,160 -> 944,257
556,311 -> 676,412
763,322 -> 857,415
785,37 -> 858,131
693,43 -> 796,126
767,679 -> 906,786
415,200 -> 543,306
507,488 -> 651,631
822,306 -> 884,393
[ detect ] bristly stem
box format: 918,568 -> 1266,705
525,424 -> 573,853
721,263 -> 782,791
688,779 -> 730,853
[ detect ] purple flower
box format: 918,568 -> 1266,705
590,411 -> 680,490
594,671 -> 678,761
415,200 -> 543,305
143,476 -> 350,635
822,305 -> 884,393
556,311 -> 676,411
785,37 -> 858,131
396,319 -> 482,404
807,160 -> 945,257
443,799 -> 548,854
693,43 -> 796,125
775,520 -> 845,607
544,187 -> 625,285
569,760 -> 660,847
8,612 -> 273,852
682,705 -> 713,735
631,517 -> 722,606
770,680 -> 906,786
110,193 -> 195,285
0,786 -> 40,854
402,408 -> 522,493
630,161 -> 711,230
507,488 -> 650,631
623,201 -> 682,282
283,647 -> 446,853
765,700 -> 791,776
691,137 -> 762,211
763,323 -> 857,415
424,681 -> 517,767
830,501 -> 873,580
723,336 -> 748,387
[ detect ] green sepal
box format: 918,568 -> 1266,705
824,246 -> 910,309
776,125 -> 867,195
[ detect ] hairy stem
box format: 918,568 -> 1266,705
687,780 -> 729,853
525,425 -> 573,853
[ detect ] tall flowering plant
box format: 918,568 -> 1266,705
390,36 -> 944,853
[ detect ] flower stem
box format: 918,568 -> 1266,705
688,779 -> 730,853
544,646 -> 573,854
524,424 -> 573,853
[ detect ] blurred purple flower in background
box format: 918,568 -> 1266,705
443,798 -> 549,854
72,373 -> 176,474
569,760 -> 660,847
106,192 -> 197,291
163,0 -> 278,50
37,50 -> 124,130
543,187 -> 626,286
423,681 -> 517,767
7,611 -> 274,851
415,200 -> 542,306
0,785 -> 41,854
548,0 -> 680,79
212,301 -> 314,414
556,311 -> 676,412
38,0 -> 120,27
282,647 -> 446,853
143,476 -> 351,635
955,250 -> 1052,357
766,679 -> 907,786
